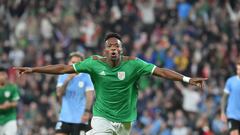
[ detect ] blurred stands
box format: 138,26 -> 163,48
0,0 -> 239,134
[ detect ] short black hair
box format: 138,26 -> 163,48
68,52 -> 84,61
104,32 -> 122,42
0,66 -> 7,72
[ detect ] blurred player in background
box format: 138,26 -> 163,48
14,32 -> 207,135
221,58 -> 240,135
55,52 -> 94,135
0,67 -> 20,135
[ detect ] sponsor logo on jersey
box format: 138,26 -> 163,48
117,71 -> 125,80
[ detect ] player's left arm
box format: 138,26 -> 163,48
152,67 -> 207,88
0,101 -> 18,110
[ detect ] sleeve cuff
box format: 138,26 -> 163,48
224,88 -> 229,94
56,83 -> 63,87
151,66 -> 157,75
12,96 -> 20,101
73,64 -> 79,73
86,87 -> 94,91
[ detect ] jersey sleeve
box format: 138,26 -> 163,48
73,57 -> 93,74
134,58 -> 156,76
224,78 -> 231,94
84,74 -> 94,92
11,85 -> 20,101
56,75 -> 65,87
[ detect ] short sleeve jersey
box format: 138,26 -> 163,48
73,56 -> 156,122
0,84 -> 19,125
224,75 -> 240,120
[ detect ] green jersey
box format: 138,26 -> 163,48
73,56 -> 156,122
0,84 -> 20,125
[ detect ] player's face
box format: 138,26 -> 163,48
0,71 -> 7,84
237,64 -> 240,76
68,56 -> 82,65
104,37 -> 123,61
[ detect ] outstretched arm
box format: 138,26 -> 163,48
152,67 -> 207,88
14,64 -> 75,75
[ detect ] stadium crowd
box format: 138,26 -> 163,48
0,0 -> 240,134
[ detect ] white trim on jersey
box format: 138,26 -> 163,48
151,66 -> 157,75
72,64 -> 79,73
86,87 -> 94,91
224,88 -> 230,94
56,83 -> 63,87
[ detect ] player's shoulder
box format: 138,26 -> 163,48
91,55 -> 105,60
122,56 -> 137,62
58,74 -> 68,78
6,83 -> 18,90
79,73 -> 91,78
228,75 -> 239,82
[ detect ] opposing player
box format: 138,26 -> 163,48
55,52 -> 94,135
0,67 -> 20,135
221,58 -> 240,135
14,32 -> 207,135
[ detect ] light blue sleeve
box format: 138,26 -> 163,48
84,74 -> 94,92
56,75 -> 67,87
224,78 -> 231,94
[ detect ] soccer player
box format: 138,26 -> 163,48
14,32 -> 207,135
55,52 -> 94,135
221,58 -> 240,135
0,67 -> 20,135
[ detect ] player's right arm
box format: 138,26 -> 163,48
220,78 -> 230,122
14,64 -> 76,75
15,57 -> 93,76
221,92 -> 229,122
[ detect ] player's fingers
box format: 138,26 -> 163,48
13,67 -> 24,70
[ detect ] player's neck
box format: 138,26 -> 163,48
107,56 -> 122,68
108,59 -> 120,67
0,82 -> 6,88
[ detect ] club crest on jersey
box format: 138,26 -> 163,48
117,71 -> 125,80
4,91 -> 10,98
78,81 -> 84,88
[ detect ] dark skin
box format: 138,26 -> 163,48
14,37 -> 207,88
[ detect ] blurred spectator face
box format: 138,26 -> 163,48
104,37 -> 123,61
0,70 -> 7,85
68,56 -> 82,65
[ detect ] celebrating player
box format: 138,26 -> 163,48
14,32 -> 207,135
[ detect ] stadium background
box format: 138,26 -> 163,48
0,0 -> 240,134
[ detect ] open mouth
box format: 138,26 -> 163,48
111,52 -> 116,56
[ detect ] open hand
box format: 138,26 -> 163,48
189,77 -> 208,89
